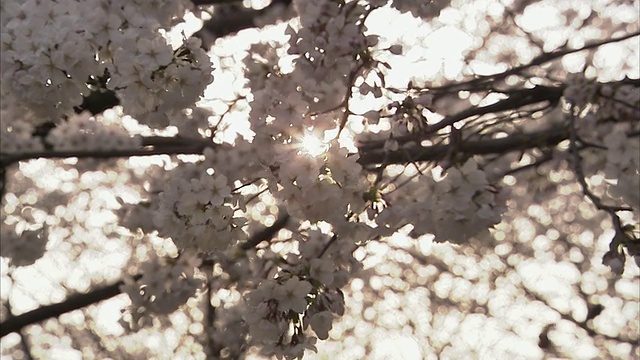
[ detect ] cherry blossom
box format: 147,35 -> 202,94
0,0 -> 638,359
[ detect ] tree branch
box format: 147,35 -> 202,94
4,286 -> 35,360
0,275 -> 139,338
358,84 -> 565,151
357,124 -> 570,165
0,216 -> 290,338
523,285 -> 637,345
429,30 -> 640,92
0,137 -> 219,168
240,212 -> 290,250
0,125 -> 570,170
192,0 -> 293,46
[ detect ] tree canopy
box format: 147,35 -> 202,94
0,0 -> 638,359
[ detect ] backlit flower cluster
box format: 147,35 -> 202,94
563,76 -> 640,209
45,111 -> 141,152
379,159 -> 508,243
603,128 -> 640,208
244,228 -> 356,359
153,163 -> 247,253
113,37 -> 214,128
120,250 -> 203,329
248,0 -> 387,234
0,0 -> 212,128
251,0 -> 380,139
271,142 -> 368,225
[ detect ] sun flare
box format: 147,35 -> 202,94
297,132 -> 329,157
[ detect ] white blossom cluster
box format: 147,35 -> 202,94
379,159 -> 508,244
603,128 -> 640,208
244,276 -> 319,359
251,0 -> 379,140
563,75 -> 640,209
153,162 -> 248,253
247,0 -> 387,235
373,93 -> 435,137
120,250 -> 203,329
271,142 -> 368,225
597,82 -> 640,121
0,108 -> 140,155
44,111 -> 141,152
243,228 -> 356,359
243,42 -> 288,93
289,0 -> 377,78
0,0 -> 212,128
115,37 -> 214,128
253,0 -> 388,135
563,74 -> 640,122
562,73 -> 599,115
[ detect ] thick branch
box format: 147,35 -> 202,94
4,290 -> 35,360
240,213 -> 290,250
357,125 -> 570,165
0,216 -> 289,338
0,126 -> 571,169
0,275 -> 139,338
192,0 -> 293,46
358,84 -> 565,151
0,137 -> 219,168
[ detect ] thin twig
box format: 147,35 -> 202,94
318,234 -> 338,258
429,31 -> 640,93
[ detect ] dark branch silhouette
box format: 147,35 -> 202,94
0,214 -> 290,338
357,124 -> 571,165
1,275 -> 139,338
192,0 -> 294,48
